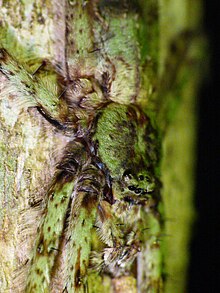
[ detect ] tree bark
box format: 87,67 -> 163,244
0,0 -> 204,292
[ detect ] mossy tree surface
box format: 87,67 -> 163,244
0,1 -> 203,292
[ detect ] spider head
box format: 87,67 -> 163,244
109,166 -> 157,207
116,167 -> 156,206
122,168 -> 155,195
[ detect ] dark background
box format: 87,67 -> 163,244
188,1 -> 219,292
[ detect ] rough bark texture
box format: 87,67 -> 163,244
0,0 -> 203,292
0,2 -> 69,291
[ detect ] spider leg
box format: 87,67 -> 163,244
62,163 -> 105,292
25,141 -> 88,293
0,48 -> 70,129
90,202 -> 141,277
0,48 -> 110,135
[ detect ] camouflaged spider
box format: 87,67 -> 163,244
0,0 -> 197,290
0,44 -> 161,292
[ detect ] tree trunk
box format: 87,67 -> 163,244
0,1 -> 204,292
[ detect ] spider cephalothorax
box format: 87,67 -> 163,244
92,102 -> 160,205
86,103 -> 161,277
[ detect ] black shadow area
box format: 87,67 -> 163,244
187,1 -> 220,292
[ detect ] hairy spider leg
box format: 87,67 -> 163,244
0,49 -> 68,127
0,48 -> 111,134
26,142 -> 88,293
63,163 -> 106,292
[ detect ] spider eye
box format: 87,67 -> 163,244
134,188 -> 142,194
128,185 -> 136,191
138,175 -> 144,181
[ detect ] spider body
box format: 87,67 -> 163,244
0,0 -> 202,291
0,2 -> 163,291
0,48 -> 161,292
